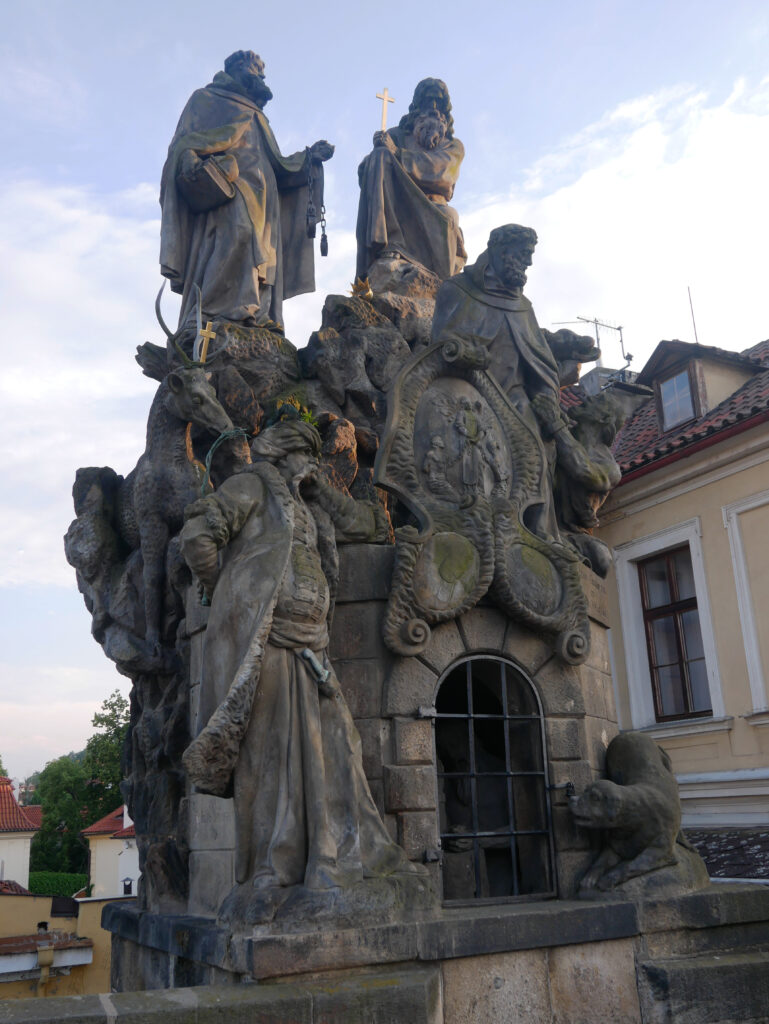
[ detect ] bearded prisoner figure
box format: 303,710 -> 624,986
356,78 -> 466,281
180,420 -> 416,920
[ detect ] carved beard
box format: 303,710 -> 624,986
236,70 -> 274,109
414,115 -> 447,150
491,252 -> 530,291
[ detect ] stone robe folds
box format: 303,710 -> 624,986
356,127 -> 465,280
181,462 -> 409,890
431,253 -> 563,538
160,71 -> 323,327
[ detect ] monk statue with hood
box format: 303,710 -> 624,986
179,418 -> 421,923
160,50 -> 334,331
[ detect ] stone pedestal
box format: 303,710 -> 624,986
93,883 -> 769,1023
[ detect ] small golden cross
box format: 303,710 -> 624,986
376,88 -> 395,131
198,321 -> 216,363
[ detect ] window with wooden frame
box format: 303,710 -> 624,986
637,545 -> 712,721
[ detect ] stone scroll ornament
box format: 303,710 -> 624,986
374,339 -> 589,664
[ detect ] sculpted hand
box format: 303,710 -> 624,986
531,392 -> 569,437
373,130 -> 397,155
310,140 -> 334,162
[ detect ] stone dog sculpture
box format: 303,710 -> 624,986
570,732 -> 708,894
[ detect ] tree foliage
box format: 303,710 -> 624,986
0,752 -> 7,777
83,689 -> 130,822
29,690 -> 130,873
29,755 -> 91,873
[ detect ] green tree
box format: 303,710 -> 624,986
29,690 -> 130,873
83,689 -> 130,822
29,755 -> 91,873
0,752 -> 7,777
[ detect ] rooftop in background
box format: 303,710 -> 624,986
611,338 -> 769,476
20,806 -> 42,829
687,828 -> 769,881
80,806 -> 125,838
0,880 -> 31,896
0,778 -> 40,833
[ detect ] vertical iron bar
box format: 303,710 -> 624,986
466,660 -> 482,897
500,662 -> 520,895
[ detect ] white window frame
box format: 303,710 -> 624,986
722,489 -> 769,716
614,517 -> 725,730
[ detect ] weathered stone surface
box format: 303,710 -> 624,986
552,805 -> 594,852
419,620 -> 466,676
393,718 -> 433,765
545,717 -> 585,762
329,600 -> 389,662
582,714 -> 616,770
356,718 -> 389,779
549,938 -> 642,1023
188,850 -> 235,917
580,663 -> 614,719
310,965 -> 442,1024
457,606 -> 508,654
533,657 -> 586,717
550,761 -> 595,803
638,950 -> 769,1024
398,811 -> 440,860
182,795 -> 235,852
502,619 -> 553,677
336,543 -> 395,602
104,897 -> 641,982
442,949 -> 551,1023
585,618 -> 612,675
579,561 -> 610,626
555,850 -> 597,899
384,765 -> 437,811
383,657 -> 439,716
334,657 -> 386,718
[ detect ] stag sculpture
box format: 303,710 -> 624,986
118,366 -> 234,653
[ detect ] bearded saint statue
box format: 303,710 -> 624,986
355,78 -> 466,282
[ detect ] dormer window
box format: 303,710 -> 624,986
659,369 -> 695,430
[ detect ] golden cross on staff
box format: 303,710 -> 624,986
376,87 -> 395,131
198,321 -> 216,363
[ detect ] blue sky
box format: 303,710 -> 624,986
1,0 -> 768,778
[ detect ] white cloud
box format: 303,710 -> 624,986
461,78 -> 769,367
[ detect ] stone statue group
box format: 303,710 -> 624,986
66,50 -> 682,926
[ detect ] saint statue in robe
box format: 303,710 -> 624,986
180,420 -> 418,921
160,50 -> 334,330
356,78 -> 466,282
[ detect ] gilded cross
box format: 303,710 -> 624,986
198,321 -> 216,363
376,88 -> 395,131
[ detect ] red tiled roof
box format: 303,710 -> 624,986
0,778 -> 40,833
21,805 -> 43,828
81,805 -> 125,837
0,880 -> 31,896
112,824 -> 135,839
612,341 -> 769,475
0,932 -> 93,955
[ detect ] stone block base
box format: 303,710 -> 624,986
3,885 -> 769,1022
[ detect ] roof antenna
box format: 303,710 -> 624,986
688,286 -> 700,345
